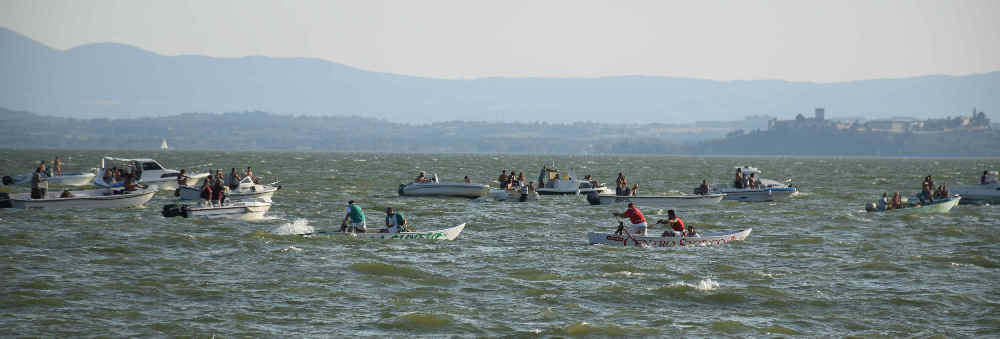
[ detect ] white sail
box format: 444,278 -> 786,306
161,139 -> 168,151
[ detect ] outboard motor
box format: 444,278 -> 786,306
162,204 -> 189,218
586,191 -> 602,205
2,175 -> 12,186
519,192 -> 528,202
398,184 -> 407,196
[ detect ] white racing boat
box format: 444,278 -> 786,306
177,177 -> 280,202
309,223 -> 466,240
94,157 -> 209,190
865,195 -> 960,213
9,187 -> 157,209
398,174 -> 488,198
588,193 -> 726,207
588,228 -> 752,248
10,172 -> 96,187
709,166 -> 798,202
951,171 -> 1000,204
488,188 -> 539,202
161,201 -> 272,220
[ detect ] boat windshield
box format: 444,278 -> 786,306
142,162 -> 163,171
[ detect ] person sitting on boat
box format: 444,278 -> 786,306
527,181 -> 535,193
612,202 -> 647,236
244,167 -> 260,184
658,209 -> 687,237
415,171 -> 428,183
380,207 -> 408,233
53,157 -> 62,176
123,173 -> 139,192
199,177 -> 213,206
934,184 -> 949,199
31,165 -> 48,199
734,168 -> 745,189
891,192 -> 903,209
226,168 -> 242,190
59,190 -> 74,198
920,177 -> 934,202
340,200 -> 366,233
517,172 -> 526,187
877,192 -> 889,211
983,171 -> 990,184
748,173 -> 760,189
464,176 -> 471,184
695,179 -> 710,195
212,175 -> 226,206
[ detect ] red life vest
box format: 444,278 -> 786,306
623,207 -> 645,224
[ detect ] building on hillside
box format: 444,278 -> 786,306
768,108 -> 833,130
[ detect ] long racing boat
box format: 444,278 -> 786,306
588,228 -> 751,248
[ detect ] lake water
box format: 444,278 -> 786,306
2,150 -> 998,337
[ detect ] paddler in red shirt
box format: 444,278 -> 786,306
658,209 -> 693,237
612,202 -> 647,236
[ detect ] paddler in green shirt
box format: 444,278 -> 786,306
380,207 -> 408,233
340,200 -> 367,233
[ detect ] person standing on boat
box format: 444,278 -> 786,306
983,171 -> 990,185
630,184 -> 639,196
53,157 -> 62,176
612,202 -> 647,236
124,173 -> 139,192
877,193 -> 888,211
415,172 -> 427,183
891,192 -> 903,209
498,170 -> 509,189
226,168 -> 241,189
30,164 -> 48,199
734,168 -> 745,189
380,207 -> 407,233
340,200 -> 366,233
212,175 -> 226,206
199,177 -> 213,206
243,167 -> 260,184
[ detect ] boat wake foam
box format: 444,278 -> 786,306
668,278 -> 720,291
272,218 -> 314,235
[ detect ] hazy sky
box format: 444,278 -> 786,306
1,0 -> 998,82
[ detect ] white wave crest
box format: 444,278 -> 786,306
668,278 -> 720,291
272,218 -> 314,235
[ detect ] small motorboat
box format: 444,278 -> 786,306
11,172 -> 96,187
534,165 -> 610,195
161,201 -> 272,220
709,166 -> 798,202
9,187 -> 157,209
587,192 -> 726,207
94,157 -> 209,190
588,228 -> 751,248
865,195 -> 960,213
177,177 -> 280,202
488,187 -> 539,202
398,174 -> 488,198
951,171 -> 1000,204
307,223 -> 466,240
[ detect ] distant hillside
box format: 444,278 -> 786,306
2,27 -> 998,124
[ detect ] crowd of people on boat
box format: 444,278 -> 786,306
733,168 -> 761,189
195,167 -> 260,206
614,172 -> 639,196
918,175 -> 950,203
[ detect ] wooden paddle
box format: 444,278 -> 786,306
616,217 -> 645,247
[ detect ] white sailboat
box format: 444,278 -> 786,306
161,139 -> 168,151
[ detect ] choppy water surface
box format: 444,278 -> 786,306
2,150 -> 998,337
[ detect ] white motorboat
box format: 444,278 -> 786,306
588,193 -> 726,208
9,187 -> 156,209
588,228 -> 752,248
865,195 -> 960,213
11,172 -> 96,187
534,166 -> 610,195
93,157 -> 209,190
488,188 -> 539,202
398,174 -> 488,198
307,223 -> 466,240
161,201 -> 272,220
177,177 -> 280,202
709,166 -> 798,202
951,171 -> 1000,204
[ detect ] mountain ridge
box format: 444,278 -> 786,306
1,26 -> 997,123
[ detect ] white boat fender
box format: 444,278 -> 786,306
586,191 -> 602,205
